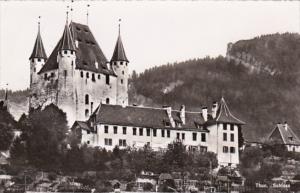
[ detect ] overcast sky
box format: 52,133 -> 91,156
0,1 -> 299,90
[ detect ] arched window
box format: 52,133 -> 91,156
80,71 -> 83,78
85,109 -> 89,118
106,98 -> 110,104
85,94 -> 89,105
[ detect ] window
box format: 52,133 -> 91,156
86,72 -> 89,78
87,141 -> 90,144
165,121 -> 170,127
85,109 -> 89,118
33,67 -> 36,72
223,123 -> 227,130
98,74 -> 100,79
119,139 -> 126,147
91,102 -> 93,113
177,133 -> 180,139
192,133 -> 197,141
230,133 -> 234,142
123,127 -> 127,134
121,79 -> 123,84
161,129 -> 165,137
105,138 -> 112,146
122,71 -> 124,75
64,50 -> 67,54
153,129 -> 157,137
104,126 -> 108,133
106,98 -> 110,104
146,128 -> 150,136
80,71 -> 83,78
167,130 -> 170,138
230,124 -> 234,131
114,126 -> 118,134
223,146 -> 229,153
230,147 -> 235,153
64,70 -> 67,77
133,127 -> 137,135
223,133 -> 227,141
38,58 -> 41,62
87,130 -> 90,134
44,73 -> 47,80
139,128 -> 143,136
106,74 -> 110,85
85,94 -> 89,105
200,146 -> 207,153
182,133 -> 185,140
201,133 -> 206,142
51,72 -> 54,77
120,62 -> 123,65
92,73 -> 95,82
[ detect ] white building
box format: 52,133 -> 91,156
267,122 -> 300,152
72,98 -> 245,167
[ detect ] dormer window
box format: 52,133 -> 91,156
165,121 -> 170,127
120,62 -> 123,65
64,50 -> 67,54
38,58 -> 41,62
289,136 -> 293,141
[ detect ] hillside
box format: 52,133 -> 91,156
129,33 -> 300,140
2,33 -> 300,140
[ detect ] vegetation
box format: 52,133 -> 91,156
130,33 -> 300,140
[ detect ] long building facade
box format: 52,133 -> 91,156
72,98 -> 245,167
29,19 -> 129,125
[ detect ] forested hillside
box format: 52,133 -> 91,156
2,33 -> 300,140
129,33 -> 300,140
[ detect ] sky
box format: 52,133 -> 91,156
0,1 -> 299,91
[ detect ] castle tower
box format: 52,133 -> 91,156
29,19 -> 47,88
111,20 -> 129,106
56,18 -> 77,124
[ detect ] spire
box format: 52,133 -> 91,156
29,16 -> 47,60
58,11 -> 76,51
111,19 -> 129,62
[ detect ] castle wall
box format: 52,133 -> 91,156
73,69 -> 117,122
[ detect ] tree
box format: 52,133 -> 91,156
0,108 -> 15,151
24,104 -> 68,171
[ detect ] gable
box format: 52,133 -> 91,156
269,128 -> 284,143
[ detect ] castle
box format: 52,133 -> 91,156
29,16 -> 245,167
29,18 -> 129,125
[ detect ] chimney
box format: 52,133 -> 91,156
180,105 -> 186,125
163,106 -> 175,127
202,107 -> 208,122
212,101 -> 218,119
283,121 -> 288,131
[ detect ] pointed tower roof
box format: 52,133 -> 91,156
215,97 -> 245,125
111,21 -> 129,62
58,22 -> 76,51
29,22 -> 47,60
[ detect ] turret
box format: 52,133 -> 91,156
56,16 -> 77,124
29,18 -> 47,87
111,19 -> 129,106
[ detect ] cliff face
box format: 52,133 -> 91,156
226,33 -> 300,76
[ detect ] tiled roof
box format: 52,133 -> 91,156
111,34 -> 129,62
268,123 -> 300,145
89,104 -> 209,131
29,28 -> 47,60
58,23 -> 76,51
39,22 -> 115,75
73,121 -> 92,131
76,98 -> 245,131
215,97 -> 245,125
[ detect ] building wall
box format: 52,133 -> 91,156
79,123 -> 243,166
111,61 -> 129,106
207,123 -> 239,167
